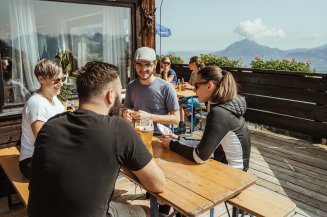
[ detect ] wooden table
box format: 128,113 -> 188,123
176,89 -> 196,99
121,138 -> 257,217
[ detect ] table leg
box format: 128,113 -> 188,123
232,207 -> 239,217
210,208 -> 214,217
150,194 -> 159,217
190,96 -> 194,135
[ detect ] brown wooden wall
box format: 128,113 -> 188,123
0,114 -> 22,148
172,64 -> 327,139
0,113 -> 21,196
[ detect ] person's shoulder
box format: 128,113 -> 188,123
155,77 -> 171,86
169,69 -> 176,74
211,104 -> 230,115
128,78 -> 139,88
53,95 -> 62,103
156,78 -> 176,91
47,112 -> 68,123
112,116 -> 136,136
114,116 -> 131,127
212,105 -> 236,124
41,112 -> 68,132
25,93 -> 43,107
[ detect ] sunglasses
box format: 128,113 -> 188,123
194,81 -> 209,89
162,62 -> 171,65
52,77 -> 66,84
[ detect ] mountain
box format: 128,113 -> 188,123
284,44 -> 327,72
212,39 -> 283,60
211,39 -> 327,72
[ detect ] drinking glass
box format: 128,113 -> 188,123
135,119 -> 154,152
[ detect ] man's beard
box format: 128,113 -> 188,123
109,94 -> 121,116
139,71 -> 153,80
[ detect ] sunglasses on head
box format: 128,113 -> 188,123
52,77 -> 66,84
194,81 -> 209,89
162,62 -> 171,65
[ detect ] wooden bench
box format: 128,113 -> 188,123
0,146 -> 29,208
227,185 -> 296,217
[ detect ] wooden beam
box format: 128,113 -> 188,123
245,95 -> 327,122
137,0 -> 156,48
245,110 -> 327,138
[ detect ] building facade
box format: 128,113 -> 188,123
0,0 -> 156,146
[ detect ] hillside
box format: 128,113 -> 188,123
166,39 -> 327,72
211,39 -> 327,72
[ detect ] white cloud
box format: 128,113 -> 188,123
234,18 -> 286,40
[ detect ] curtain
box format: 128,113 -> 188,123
103,7 -> 131,88
9,0 -> 39,94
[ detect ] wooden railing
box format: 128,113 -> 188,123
172,64 -> 327,141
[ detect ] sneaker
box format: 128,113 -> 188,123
174,122 -> 186,134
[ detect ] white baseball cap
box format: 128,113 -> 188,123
134,47 -> 156,62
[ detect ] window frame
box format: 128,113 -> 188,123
0,0 -> 138,114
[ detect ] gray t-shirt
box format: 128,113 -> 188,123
124,77 -> 179,132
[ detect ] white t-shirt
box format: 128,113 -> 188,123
20,92 -> 65,161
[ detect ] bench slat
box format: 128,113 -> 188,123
227,185 -> 296,217
0,147 -> 29,207
0,146 -> 20,156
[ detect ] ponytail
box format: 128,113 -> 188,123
212,70 -> 237,103
197,66 -> 237,103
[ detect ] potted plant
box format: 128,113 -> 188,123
56,50 -> 75,104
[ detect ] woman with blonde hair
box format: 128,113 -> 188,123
19,59 -> 65,178
161,65 -> 251,171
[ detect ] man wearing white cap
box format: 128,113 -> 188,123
123,47 -> 180,134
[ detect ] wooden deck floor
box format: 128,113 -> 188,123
1,127 -> 326,217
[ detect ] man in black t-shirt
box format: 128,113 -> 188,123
28,61 -> 166,217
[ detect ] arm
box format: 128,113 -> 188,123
167,74 -> 175,83
161,69 -> 168,81
118,120 -> 166,193
167,69 -> 176,83
169,108 -> 230,164
31,120 -> 45,137
133,158 -> 166,193
122,85 -> 133,122
133,109 -> 180,125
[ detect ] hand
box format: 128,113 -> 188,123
160,136 -> 172,149
161,67 -> 168,74
132,110 -> 152,120
160,133 -> 178,149
123,109 -> 134,122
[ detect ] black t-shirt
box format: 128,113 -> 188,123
28,109 -> 152,217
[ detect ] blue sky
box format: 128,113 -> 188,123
155,0 -> 327,53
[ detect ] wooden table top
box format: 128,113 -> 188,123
121,138 -> 257,217
176,89 -> 197,98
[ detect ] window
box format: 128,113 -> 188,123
0,0 -> 133,110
